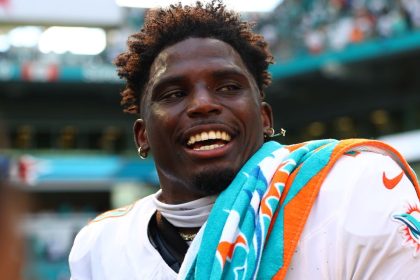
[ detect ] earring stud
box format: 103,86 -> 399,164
267,127 -> 275,137
264,127 -> 275,139
137,146 -> 148,159
264,127 -> 286,139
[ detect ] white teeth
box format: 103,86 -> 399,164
187,130 -> 232,146
201,131 -> 209,141
193,144 -> 225,151
221,131 -> 231,141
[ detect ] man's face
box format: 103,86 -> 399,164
135,38 -> 272,203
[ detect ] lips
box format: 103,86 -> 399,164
186,130 -> 232,151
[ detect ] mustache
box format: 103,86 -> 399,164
187,120 -> 227,126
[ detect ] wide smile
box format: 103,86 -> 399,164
186,130 -> 232,151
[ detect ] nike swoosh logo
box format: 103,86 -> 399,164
383,171 -> 404,189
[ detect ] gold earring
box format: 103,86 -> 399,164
264,127 -> 286,139
264,128 -> 275,139
137,147 -> 148,159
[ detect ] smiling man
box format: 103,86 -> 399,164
135,37 -> 272,203
69,1 -> 420,279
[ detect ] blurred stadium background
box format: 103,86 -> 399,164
0,0 -> 419,279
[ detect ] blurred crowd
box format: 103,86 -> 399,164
0,0 -> 420,71
254,0 -> 420,60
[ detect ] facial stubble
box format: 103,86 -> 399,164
191,167 -> 236,196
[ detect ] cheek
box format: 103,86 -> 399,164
239,103 -> 265,136
235,98 -> 261,121
147,107 -> 178,139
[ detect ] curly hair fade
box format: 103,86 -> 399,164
114,0 -> 274,114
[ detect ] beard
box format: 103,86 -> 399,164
191,168 -> 236,196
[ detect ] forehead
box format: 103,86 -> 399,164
148,37 -> 251,84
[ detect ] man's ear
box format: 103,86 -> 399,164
133,119 -> 149,151
261,102 -> 274,131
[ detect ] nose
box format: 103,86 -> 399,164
186,86 -> 222,118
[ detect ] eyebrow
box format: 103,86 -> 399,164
210,68 -> 249,80
150,67 -> 250,94
152,76 -> 186,90
149,75 -> 186,99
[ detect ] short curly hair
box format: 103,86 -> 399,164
115,0 -> 274,115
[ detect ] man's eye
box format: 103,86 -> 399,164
160,90 -> 186,101
217,84 -> 241,92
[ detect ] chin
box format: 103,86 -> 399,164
191,167 -> 236,196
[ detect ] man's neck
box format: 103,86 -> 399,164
153,189 -> 216,228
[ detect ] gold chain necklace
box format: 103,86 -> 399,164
178,232 -> 197,241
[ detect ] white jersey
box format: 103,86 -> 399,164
69,194 -> 176,280
69,152 -> 420,279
